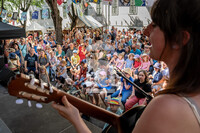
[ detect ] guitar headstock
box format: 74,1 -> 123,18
7,73 -> 64,104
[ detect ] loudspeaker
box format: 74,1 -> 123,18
0,66 -> 15,86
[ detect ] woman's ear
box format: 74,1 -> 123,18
182,31 -> 190,46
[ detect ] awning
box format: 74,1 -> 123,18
76,4 -> 102,29
85,16 -> 103,28
26,22 -> 47,32
0,22 -> 25,39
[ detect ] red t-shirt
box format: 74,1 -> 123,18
78,46 -> 86,62
134,60 -> 141,68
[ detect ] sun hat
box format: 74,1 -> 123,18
9,52 -> 17,60
141,53 -> 149,57
128,53 -> 134,58
113,52 -> 118,57
107,54 -> 111,57
123,68 -> 132,76
108,97 -> 120,106
73,50 -> 77,53
99,71 -> 107,76
153,62 -> 161,69
134,54 -> 140,59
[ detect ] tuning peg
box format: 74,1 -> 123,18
49,85 -> 53,93
28,100 -> 32,107
40,82 -> 44,89
30,77 -> 35,85
36,103 -> 43,109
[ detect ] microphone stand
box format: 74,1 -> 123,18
114,67 -> 153,103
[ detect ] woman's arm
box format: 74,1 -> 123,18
52,96 -> 91,133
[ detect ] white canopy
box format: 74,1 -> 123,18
26,22 -> 47,33
85,16 -> 103,28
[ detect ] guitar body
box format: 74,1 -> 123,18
102,105 -> 146,133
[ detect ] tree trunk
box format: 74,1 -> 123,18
45,0 -> 63,44
68,3 -> 78,30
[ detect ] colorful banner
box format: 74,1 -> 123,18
7,12 -> 12,18
42,9 -> 49,19
119,0 -> 130,6
32,11 -> 39,19
12,12 -> 18,20
0,9 -> 7,18
57,0 -> 64,5
64,0 -> 72,14
89,0 -> 100,4
73,0 -> 79,4
135,0 -> 147,6
21,12 -> 27,21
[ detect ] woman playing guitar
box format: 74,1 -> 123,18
52,0 -> 200,132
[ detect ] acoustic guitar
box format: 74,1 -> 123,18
7,73 -> 146,133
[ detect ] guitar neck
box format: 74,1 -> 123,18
52,90 -> 121,128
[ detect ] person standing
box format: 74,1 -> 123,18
24,48 -> 38,75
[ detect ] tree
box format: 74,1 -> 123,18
1,0 -> 44,28
45,0 -> 63,44
68,3 -> 78,30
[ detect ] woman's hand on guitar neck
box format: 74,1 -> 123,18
52,96 -> 91,133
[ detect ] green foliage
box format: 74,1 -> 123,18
1,0 -> 44,12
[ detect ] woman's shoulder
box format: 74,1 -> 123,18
133,94 -> 200,133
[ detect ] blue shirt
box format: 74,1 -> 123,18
125,58 -> 134,69
130,49 -> 141,55
152,71 -> 163,83
121,77 -> 134,91
19,44 -> 27,57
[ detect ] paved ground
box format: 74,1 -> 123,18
0,84 -> 103,133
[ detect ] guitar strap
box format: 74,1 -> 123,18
182,97 -> 200,126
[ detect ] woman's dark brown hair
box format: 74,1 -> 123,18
151,0 -> 200,94
138,70 -> 149,83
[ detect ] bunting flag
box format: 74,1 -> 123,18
12,12 -> 18,20
16,19 -> 20,24
32,11 -> 39,19
135,0 -> 147,6
21,12 -> 27,21
57,0 -> 64,5
73,0 -> 79,4
7,12 -> 12,18
42,9 -> 49,19
64,0 -> 72,14
89,0 -> 100,4
84,2 -> 89,7
0,9 -> 7,18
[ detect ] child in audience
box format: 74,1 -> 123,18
102,98 -> 123,131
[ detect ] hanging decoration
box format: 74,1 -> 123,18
21,12 -> 27,21
32,11 -> 39,19
57,0 -> 64,5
